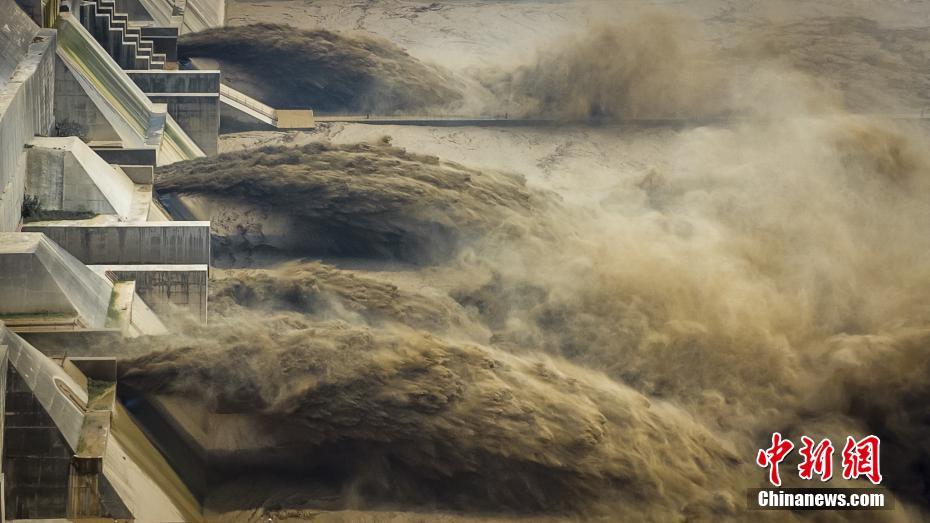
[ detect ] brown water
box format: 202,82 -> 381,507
130,8 -> 930,522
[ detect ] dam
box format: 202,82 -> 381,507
0,0 -> 221,518
2,0 -> 924,520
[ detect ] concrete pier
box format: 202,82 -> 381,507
0,0 -> 218,517
94,264 -> 209,322
0,324 -> 199,520
129,70 -> 220,154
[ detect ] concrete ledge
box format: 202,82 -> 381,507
19,330 -> 124,356
21,221 -> 210,264
127,69 -> 218,92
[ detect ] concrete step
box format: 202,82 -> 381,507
71,0 -> 164,72
135,54 -> 151,69
131,55 -> 148,70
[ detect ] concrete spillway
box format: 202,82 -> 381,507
55,13 -> 204,164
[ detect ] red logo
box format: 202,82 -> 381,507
798,436 -> 834,481
756,432 -> 794,486
841,435 -> 882,485
757,434 -> 881,486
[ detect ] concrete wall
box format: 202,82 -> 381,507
12,0 -> 44,26
0,342 -> 8,488
220,101 -> 275,133
0,325 -> 88,519
53,55 -> 122,143
14,0 -> 56,27
0,0 -> 38,89
140,26 -> 178,62
22,222 -> 211,264
3,364 -> 72,519
19,331 -> 124,356
0,252 -> 78,317
0,29 -> 56,232
56,14 -> 205,165
33,237 -> 113,328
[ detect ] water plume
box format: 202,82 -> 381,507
120,312 -> 745,518
211,261 -> 490,340
480,12 -> 729,121
156,142 -> 555,263
179,23 -> 463,112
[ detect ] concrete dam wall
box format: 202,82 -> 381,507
0,28 -> 55,232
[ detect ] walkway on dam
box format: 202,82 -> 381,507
314,114 -> 556,127
219,83 -> 315,129
314,113 -> 930,127
218,83 -> 930,131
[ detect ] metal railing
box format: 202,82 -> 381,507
219,83 -> 275,121
314,114 -> 506,121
